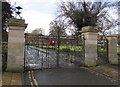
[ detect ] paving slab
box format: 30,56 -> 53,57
88,64 -> 119,81
2,72 -> 22,86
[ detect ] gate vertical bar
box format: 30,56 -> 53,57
38,34 -> 39,69
24,33 -> 28,70
81,34 -> 85,65
26,33 -> 28,70
41,37 -> 43,68
57,26 -> 60,67
106,38 -> 109,62
24,33 -> 26,71
45,37 -> 48,68
47,36 -> 50,68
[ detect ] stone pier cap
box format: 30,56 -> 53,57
7,18 -> 28,28
80,26 -> 99,33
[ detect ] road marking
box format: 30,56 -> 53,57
31,71 -> 34,79
31,71 -> 39,87
33,78 -> 39,87
28,71 -> 34,87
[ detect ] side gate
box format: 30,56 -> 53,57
97,35 -> 108,65
24,33 -> 85,71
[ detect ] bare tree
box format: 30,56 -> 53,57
57,0 -> 117,36
31,28 -> 43,35
98,17 -> 117,35
49,17 -> 67,37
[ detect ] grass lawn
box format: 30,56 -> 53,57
98,48 -> 107,53
117,47 -> 120,54
35,45 -> 120,54
35,46 -> 83,52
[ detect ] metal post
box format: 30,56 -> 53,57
24,33 -> 26,71
37,34 -> 39,69
57,26 -> 60,67
47,36 -> 50,68
27,33 -> 28,50
106,38 -> 109,62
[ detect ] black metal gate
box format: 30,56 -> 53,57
97,35 -> 108,65
24,33 -> 85,70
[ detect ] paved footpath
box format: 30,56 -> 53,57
88,64 -> 119,82
2,72 -> 22,86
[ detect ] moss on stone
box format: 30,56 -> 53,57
8,18 -> 25,24
6,67 -> 24,73
80,61 -> 85,65
109,60 -> 118,65
80,26 -> 99,33
84,62 -> 97,67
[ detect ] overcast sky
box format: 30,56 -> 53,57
8,0 -> 58,35
8,0 -> 118,35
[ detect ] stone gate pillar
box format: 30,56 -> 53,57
6,18 -> 27,72
80,26 -> 98,66
107,36 -> 118,64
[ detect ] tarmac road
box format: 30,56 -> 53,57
23,67 -> 118,86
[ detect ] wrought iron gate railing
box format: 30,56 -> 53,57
97,35 -> 108,65
24,33 -> 85,70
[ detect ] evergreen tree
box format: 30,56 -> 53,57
2,1 -> 12,42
